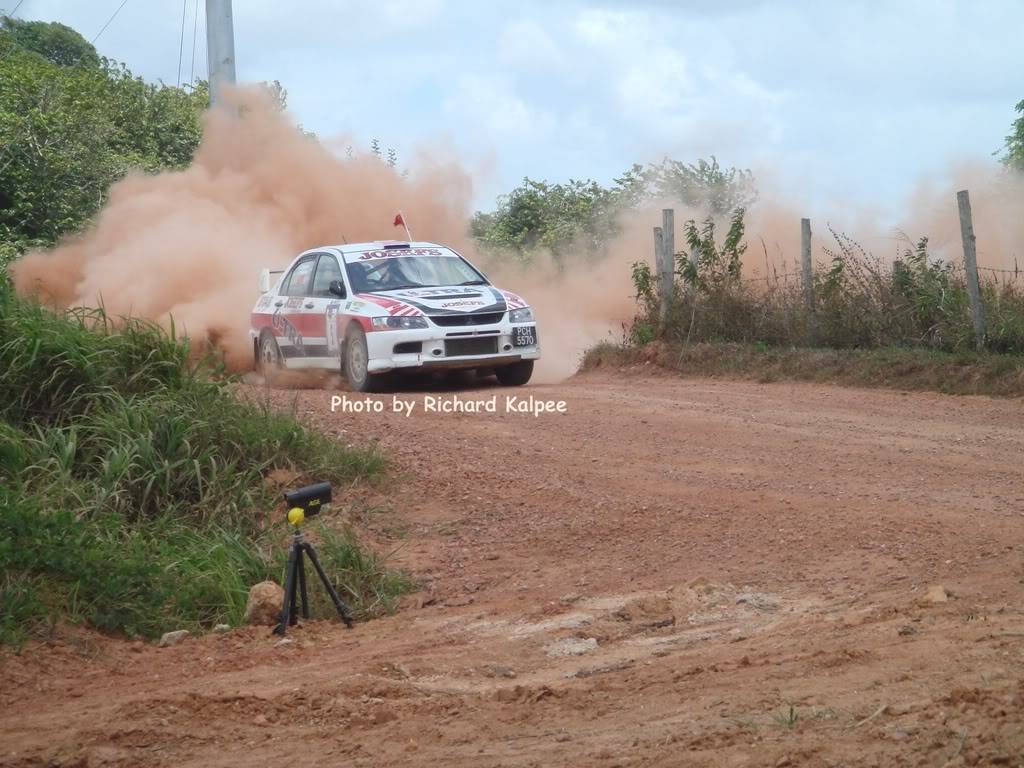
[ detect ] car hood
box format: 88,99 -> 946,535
355,285 -> 526,316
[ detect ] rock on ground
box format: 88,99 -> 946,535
245,581 -> 285,625
158,630 -> 190,648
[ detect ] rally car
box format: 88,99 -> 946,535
250,241 -> 540,391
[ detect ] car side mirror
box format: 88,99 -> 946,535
328,280 -> 347,298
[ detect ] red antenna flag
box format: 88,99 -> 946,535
393,211 -> 413,241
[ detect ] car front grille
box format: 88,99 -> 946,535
444,337 -> 499,357
430,312 -> 504,327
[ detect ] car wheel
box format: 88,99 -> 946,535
343,325 -> 378,392
495,360 -> 533,386
258,331 -> 283,384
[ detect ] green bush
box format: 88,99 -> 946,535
633,214 -> 1024,355
0,286 -> 408,646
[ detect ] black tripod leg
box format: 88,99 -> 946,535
298,547 -> 310,619
302,543 -> 354,628
288,551 -> 299,626
274,542 -> 299,636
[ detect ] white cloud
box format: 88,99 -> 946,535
497,19 -> 568,72
442,74 -> 555,145
375,0 -> 446,27
615,48 -> 692,115
8,0 -> 1024,210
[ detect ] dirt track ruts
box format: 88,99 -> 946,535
3,371 -> 1024,767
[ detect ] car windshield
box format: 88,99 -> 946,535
346,255 -> 487,293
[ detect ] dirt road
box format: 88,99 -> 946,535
4,372 -> 1024,767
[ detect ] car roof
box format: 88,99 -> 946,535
317,241 -> 447,255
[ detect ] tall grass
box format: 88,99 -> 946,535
0,285 -> 408,645
630,216 -> 1024,355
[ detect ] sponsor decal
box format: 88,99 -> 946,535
325,302 -> 341,353
356,293 -> 423,317
344,300 -> 365,312
255,295 -> 272,310
441,300 -> 485,308
355,247 -> 444,260
397,287 -> 481,298
284,296 -> 303,309
358,287 -> 506,317
501,291 -> 527,310
271,309 -> 303,351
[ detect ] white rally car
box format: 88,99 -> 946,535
250,241 -> 540,391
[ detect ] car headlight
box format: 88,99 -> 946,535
509,307 -> 534,323
371,316 -> 428,330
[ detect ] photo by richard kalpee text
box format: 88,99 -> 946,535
330,393 -> 569,418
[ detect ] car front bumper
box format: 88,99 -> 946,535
365,321 -> 541,373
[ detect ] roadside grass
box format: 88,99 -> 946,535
0,285 -> 410,646
618,219 -> 1024,395
581,341 -> 1024,398
772,702 -> 801,730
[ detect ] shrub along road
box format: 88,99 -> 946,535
3,371 -> 1024,767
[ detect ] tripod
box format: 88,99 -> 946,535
273,527 -> 354,635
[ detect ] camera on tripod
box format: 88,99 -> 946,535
284,481 -> 331,525
274,481 -> 354,635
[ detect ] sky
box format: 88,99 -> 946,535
5,0 -> 1023,217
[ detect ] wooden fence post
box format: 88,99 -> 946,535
659,209 -> 675,323
801,218 -> 814,310
956,190 -> 986,350
653,225 -> 665,321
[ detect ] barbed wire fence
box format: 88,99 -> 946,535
652,193 -> 1022,349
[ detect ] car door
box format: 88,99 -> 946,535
273,255 -> 317,365
308,252 -> 347,361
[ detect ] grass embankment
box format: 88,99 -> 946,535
0,286 -> 411,646
582,341 -> 1024,397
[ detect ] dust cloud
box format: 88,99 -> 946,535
12,87 -> 475,370
12,86 -> 1024,382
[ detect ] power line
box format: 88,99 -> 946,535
91,0 -> 129,44
176,0 -> 187,87
6,0 -> 26,18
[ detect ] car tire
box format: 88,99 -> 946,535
495,360 -> 533,386
343,325 -> 379,392
258,331 -> 283,384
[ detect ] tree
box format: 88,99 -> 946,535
470,158 -> 756,263
1,16 -> 100,68
0,24 -> 208,253
649,156 -> 756,215
1003,99 -> 1024,173
470,174 -> 639,262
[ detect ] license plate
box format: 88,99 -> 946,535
512,326 -> 537,347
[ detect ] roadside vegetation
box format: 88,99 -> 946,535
0,18 -> 415,647
0,283 -> 408,646
590,215 -> 1024,395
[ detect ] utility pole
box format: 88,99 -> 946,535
206,0 -> 236,108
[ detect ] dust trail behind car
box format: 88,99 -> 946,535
12,86 -> 1024,382
8,86 -> 638,382
11,88 -> 477,370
